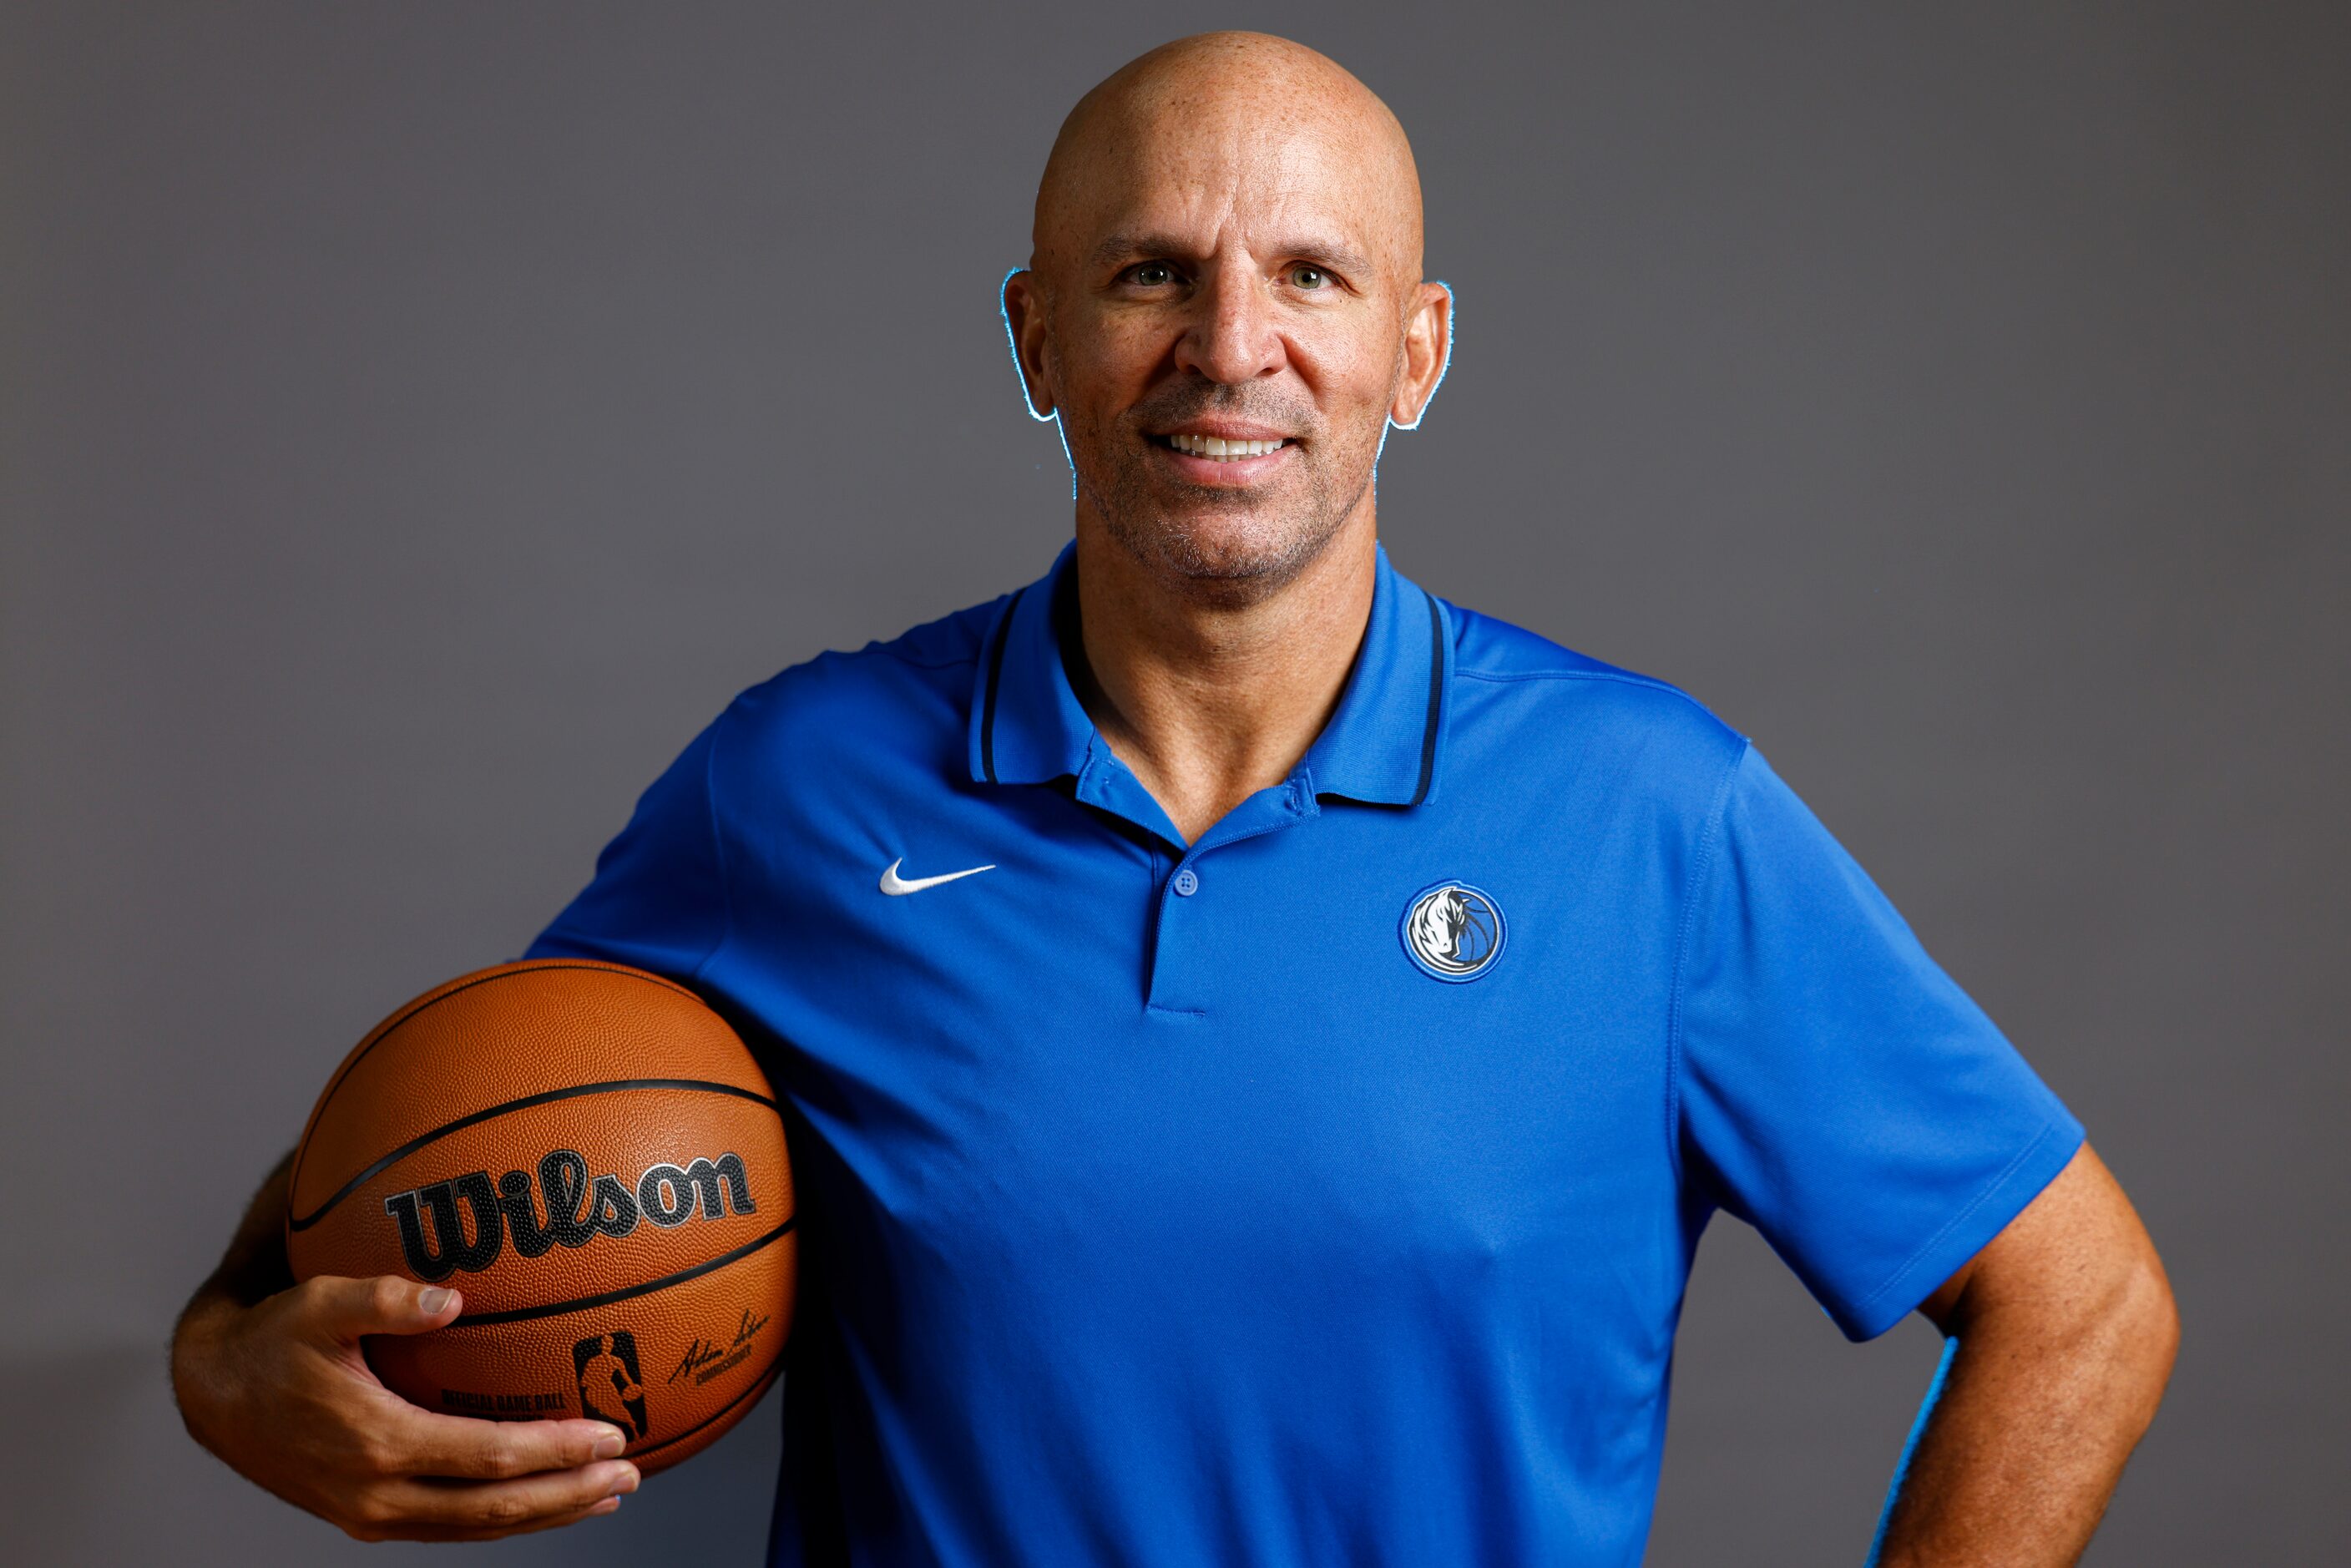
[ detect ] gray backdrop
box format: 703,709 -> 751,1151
3,3 -> 2343,1563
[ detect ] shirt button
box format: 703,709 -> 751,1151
1171,867 -> 1201,897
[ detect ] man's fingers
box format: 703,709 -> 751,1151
357,1494 -> 624,1545
372,1459 -> 640,1535
296,1274 -> 463,1342
389,1407 -> 630,1479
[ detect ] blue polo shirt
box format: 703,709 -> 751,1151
527,542 -> 2082,1566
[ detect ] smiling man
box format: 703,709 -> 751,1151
173,32 -> 2176,1566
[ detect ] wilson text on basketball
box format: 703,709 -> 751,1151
382,1147 -> 757,1282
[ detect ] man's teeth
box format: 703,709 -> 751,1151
1166,433 -> 1287,459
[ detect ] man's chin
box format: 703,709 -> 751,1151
1101,508 -> 1343,601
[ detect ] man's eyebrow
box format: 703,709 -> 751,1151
1090,232 -> 1192,271
1272,238 -> 1378,278
1090,232 -> 1378,279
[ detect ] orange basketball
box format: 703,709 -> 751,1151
286,959 -> 795,1474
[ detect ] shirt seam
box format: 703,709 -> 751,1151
1455,663 -> 1734,713
1664,738 -> 1751,1191
688,700 -> 739,989
874,647 -> 982,671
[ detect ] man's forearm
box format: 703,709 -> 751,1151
1874,1253 -> 2178,1565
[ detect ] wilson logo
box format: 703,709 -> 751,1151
383,1148 -> 756,1282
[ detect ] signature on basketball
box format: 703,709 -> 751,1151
381,1147 -> 757,1282
668,1306 -> 774,1387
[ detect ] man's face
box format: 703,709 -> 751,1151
1009,91 -> 1448,597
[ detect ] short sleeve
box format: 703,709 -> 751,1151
1674,745 -> 2083,1340
523,710 -> 731,981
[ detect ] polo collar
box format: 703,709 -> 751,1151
968,540 -> 1453,808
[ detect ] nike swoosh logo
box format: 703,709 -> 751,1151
878,857 -> 996,896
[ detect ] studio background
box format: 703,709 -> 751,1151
3,3 -> 2342,1563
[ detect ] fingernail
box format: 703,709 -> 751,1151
613,1464 -> 641,1495
590,1495 -> 620,1515
418,1287 -> 453,1314
592,1431 -> 625,1459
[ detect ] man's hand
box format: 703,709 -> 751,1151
170,1152 -> 639,1541
172,1274 -> 640,1540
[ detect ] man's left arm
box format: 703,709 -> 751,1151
1874,1142 -> 2178,1566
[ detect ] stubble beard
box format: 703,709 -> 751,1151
1070,387 -> 1378,608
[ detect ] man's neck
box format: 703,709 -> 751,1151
1068,509 -> 1378,845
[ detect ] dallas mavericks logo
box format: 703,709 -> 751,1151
1400,881 -> 1506,982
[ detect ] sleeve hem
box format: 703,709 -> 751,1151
1834,1112 -> 2087,1343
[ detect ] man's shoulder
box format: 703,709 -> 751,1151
719,592 -> 1006,738
1443,598 -> 1748,768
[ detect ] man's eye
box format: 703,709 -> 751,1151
1288,265 -> 1328,290
1131,262 -> 1176,286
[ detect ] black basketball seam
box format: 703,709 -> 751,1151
316,962 -> 705,1115
288,1078 -> 781,1232
291,959 -> 705,1203
628,1354 -> 784,1460
291,962 -> 708,1201
440,1214 -> 796,1327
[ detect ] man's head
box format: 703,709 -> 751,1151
1003,33 -> 1451,603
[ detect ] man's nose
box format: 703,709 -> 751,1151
1173,263 -> 1284,385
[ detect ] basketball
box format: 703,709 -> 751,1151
286,959 -> 795,1474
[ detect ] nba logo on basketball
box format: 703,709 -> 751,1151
574,1330 -> 650,1438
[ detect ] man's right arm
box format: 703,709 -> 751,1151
169,1151 -> 641,1541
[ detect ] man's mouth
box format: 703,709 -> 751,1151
1154,432 -> 1293,462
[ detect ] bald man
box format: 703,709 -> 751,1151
173,33 -> 2176,1566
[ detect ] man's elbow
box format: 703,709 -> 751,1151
2107,1243 -> 2181,1413
2037,1228 -> 2180,1439
1960,1145 -> 2181,1419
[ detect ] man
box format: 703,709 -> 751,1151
171,32 -> 2177,1565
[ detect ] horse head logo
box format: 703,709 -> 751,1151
1401,882 -> 1505,982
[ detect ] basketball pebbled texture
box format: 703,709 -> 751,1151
286,959 -> 796,1474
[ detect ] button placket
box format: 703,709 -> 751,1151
1144,787 -> 1319,1017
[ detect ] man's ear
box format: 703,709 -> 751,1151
999,268 -> 1058,420
1388,281 -> 1454,431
